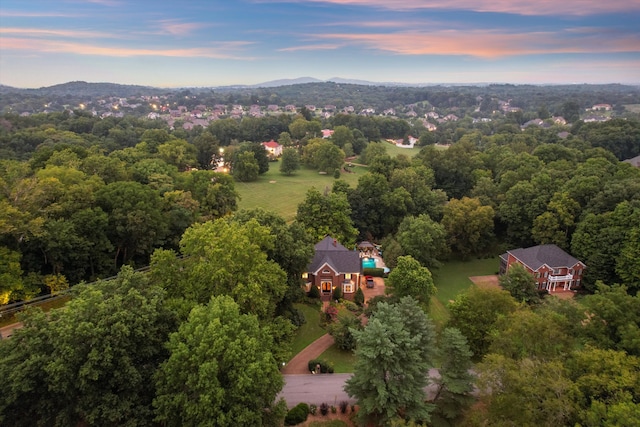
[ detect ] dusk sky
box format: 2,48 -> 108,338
1,0 -> 639,88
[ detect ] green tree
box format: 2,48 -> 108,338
385,255 -> 436,312
447,287 -> 519,360
154,295 -> 286,426
230,208 -> 315,312
395,214 -> 449,269
431,327 -> 475,426
0,246 -> 24,304
179,169 -> 238,220
232,150 -> 259,182
580,283 -> 640,356
489,309 -> 574,361
477,355 -> 577,426
499,263 -> 540,304
0,266 -> 174,427
441,196 -> 495,258
295,187 -> 358,246
532,191 -> 580,249
331,125 -> 354,148
346,297 -> 436,426
96,181 -> 169,266
616,226 -> 640,293
567,347 -> 640,426
328,311 -> 362,351
178,218 -> 288,320
279,147 -> 300,175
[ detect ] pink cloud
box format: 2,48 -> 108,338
263,0 -> 637,16
156,20 -> 210,37
310,29 -> 640,57
0,27 -> 114,39
278,43 -> 346,52
0,37 -> 255,59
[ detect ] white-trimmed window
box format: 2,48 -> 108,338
343,282 -> 355,293
322,269 -> 331,274
345,273 -> 352,280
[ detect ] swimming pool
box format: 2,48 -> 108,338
362,257 -> 376,269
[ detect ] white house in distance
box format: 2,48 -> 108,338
261,140 -> 283,158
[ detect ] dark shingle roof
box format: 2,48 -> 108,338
504,244 -> 583,270
308,236 -> 361,274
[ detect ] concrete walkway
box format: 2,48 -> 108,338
282,333 -> 335,375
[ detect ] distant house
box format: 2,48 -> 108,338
261,140 -> 283,157
321,129 -> 334,138
304,236 -> 362,301
499,244 -> 586,292
591,103 -> 612,111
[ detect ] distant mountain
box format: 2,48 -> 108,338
250,77 -> 323,88
0,81 -> 166,97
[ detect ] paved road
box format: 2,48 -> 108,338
279,369 -> 442,408
279,374 -> 355,407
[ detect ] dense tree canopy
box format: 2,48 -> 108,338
154,295 -> 286,427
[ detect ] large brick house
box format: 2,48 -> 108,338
304,236 -> 362,301
499,244 -> 586,292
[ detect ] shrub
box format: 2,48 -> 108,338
341,299 -> 360,314
309,404 -> 317,415
308,358 -> 334,374
284,403 -> 310,425
340,401 -> 349,414
308,284 -> 320,299
320,403 -> 329,416
331,405 -> 337,414
288,307 -> 306,327
354,287 -> 365,306
329,313 -> 362,351
351,404 -> 356,413
323,304 -> 339,324
333,168 -> 341,179
333,285 -> 343,301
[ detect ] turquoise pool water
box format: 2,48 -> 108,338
362,258 -> 376,269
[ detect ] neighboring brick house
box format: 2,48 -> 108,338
304,236 -> 362,301
499,244 -> 586,292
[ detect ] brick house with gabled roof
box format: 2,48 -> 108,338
499,244 -> 586,292
304,236 -> 362,301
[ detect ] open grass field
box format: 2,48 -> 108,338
427,257 -> 499,328
235,164 -> 365,222
382,141 -> 423,158
289,303 -> 326,359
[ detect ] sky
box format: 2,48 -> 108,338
1,0 -> 639,88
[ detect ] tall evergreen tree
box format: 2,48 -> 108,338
345,297 -> 436,426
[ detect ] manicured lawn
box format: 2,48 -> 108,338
428,297 -> 450,326
431,257 -> 499,307
289,303 -> 326,359
235,164 -> 364,222
318,344 -> 357,373
383,142 -> 422,158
